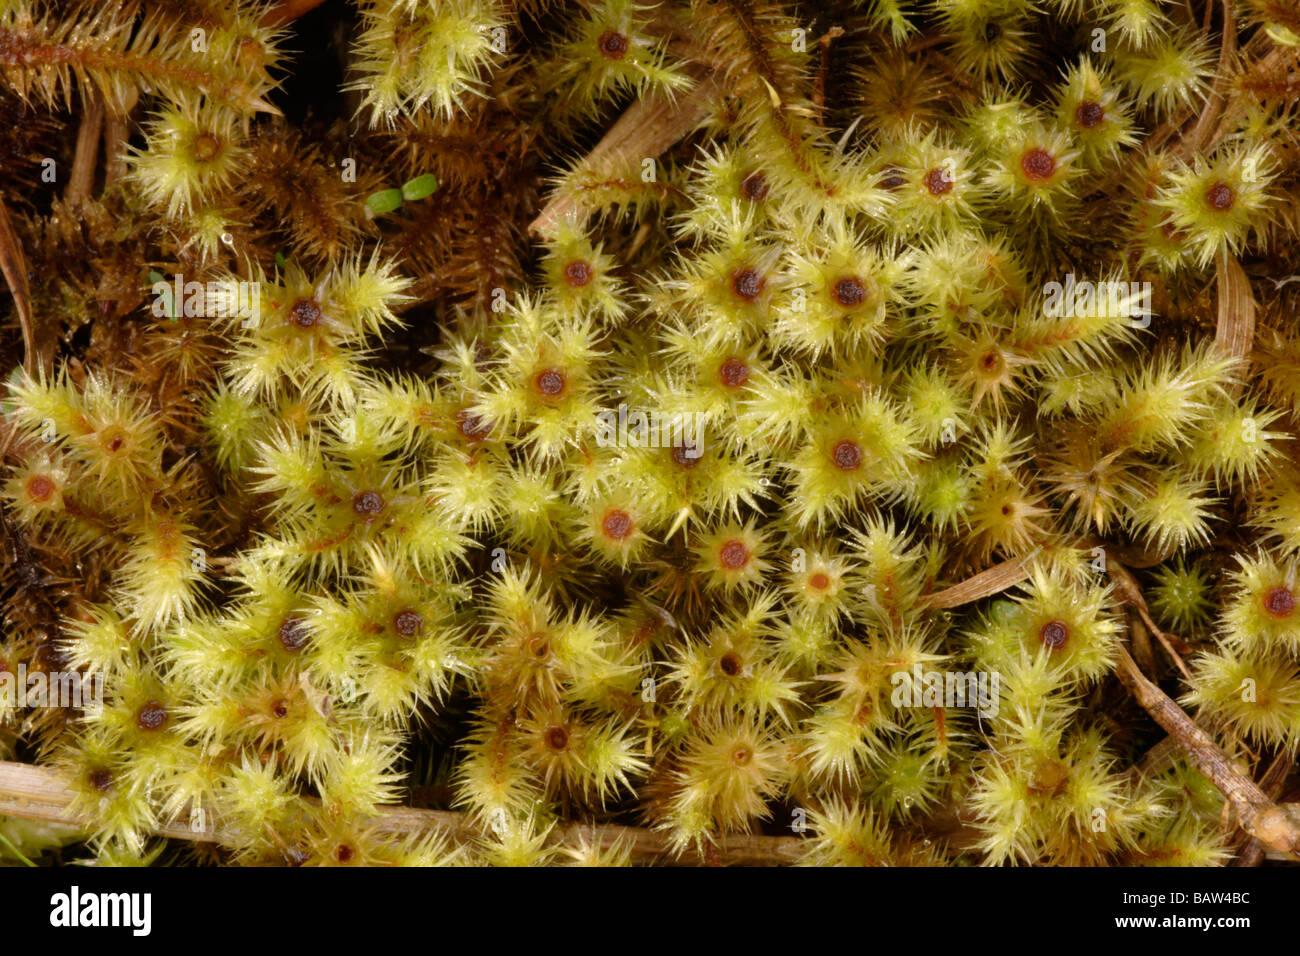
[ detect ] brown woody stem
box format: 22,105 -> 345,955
1113,647 -> 1300,857
0,760 -> 803,866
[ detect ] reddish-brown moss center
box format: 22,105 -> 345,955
832,276 -> 867,308
719,539 -> 751,570
879,168 -> 907,191
1263,586 -> 1295,619
193,133 -> 222,162
719,651 -> 743,676
136,701 -> 169,732
394,609 -> 424,636
598,30 -> 628,59
278,616 -> 309,653
832,439 -> 863,471
534,367 -> 567,398
25,474 -> 56,503
730,267 -> 765,302
1039,619 -> 1069,650
455,408 -> 491,441
671,444 -> 702,468
601,508 -> 634,541
1206,181 -> 1235,211
740,170 -> 769,201
719,357 -> 750,388
289,298 -> 321,328
563,259 -> 593,287
1020,147 -> 1057,182
924,167 -> 954,196
100,426 -> 127,455
1074,101 -> 1105,129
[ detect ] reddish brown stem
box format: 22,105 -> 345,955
262,0 -> 329,27
0,195 -> 39,375
66,94 -> 104,207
